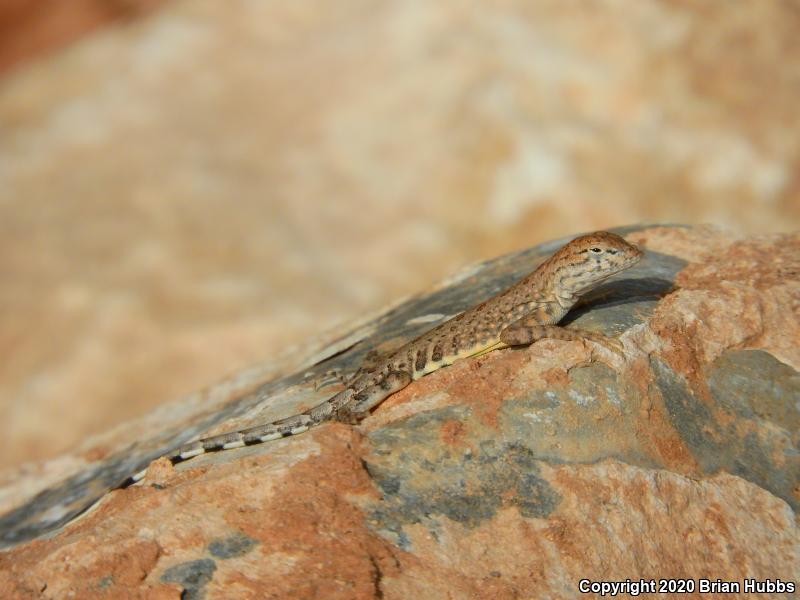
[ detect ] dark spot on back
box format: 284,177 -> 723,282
451,335 -> 461,351
415,349 -> 427,372
431,342 -> 443,362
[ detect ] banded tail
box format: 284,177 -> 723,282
128,388 -> 353,483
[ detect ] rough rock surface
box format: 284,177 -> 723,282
0,224 -> 798,599
2,0 -> 800,473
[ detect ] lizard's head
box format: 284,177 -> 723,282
551,231 -> 643,296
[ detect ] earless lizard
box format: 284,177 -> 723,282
150,231 -> 642,471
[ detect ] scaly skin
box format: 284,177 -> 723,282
165,231 -> 642,464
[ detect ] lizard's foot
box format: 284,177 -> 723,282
575,330 -> 625,357
335,371 -> 412,424
316,348 -> 388,391
315,368 -> 358,391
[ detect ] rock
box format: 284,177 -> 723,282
0,224 -> 797,598
2,0 -> 800,474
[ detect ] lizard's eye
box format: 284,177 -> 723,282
590,247 -> 603,253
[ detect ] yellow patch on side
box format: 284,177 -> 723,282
412,340 -> 507,380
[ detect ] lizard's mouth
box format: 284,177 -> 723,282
601,249 -> 643,281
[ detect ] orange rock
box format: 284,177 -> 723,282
0,225 -> 798,598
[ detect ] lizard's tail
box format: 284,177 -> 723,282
168,412 -> 315,462
126,389 -> 353,484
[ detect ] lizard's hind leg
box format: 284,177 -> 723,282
314,349 -> 383,390
315,370 -> 348,390
500,322 -> 625,356
336,371 -> 412,424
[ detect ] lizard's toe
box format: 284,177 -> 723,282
587,335 -> 625,357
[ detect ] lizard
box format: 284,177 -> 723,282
143,231 -> 642,474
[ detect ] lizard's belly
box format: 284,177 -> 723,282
411,339 -> 507,380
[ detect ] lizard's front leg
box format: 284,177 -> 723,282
499,317 -> 624,356
336,371 -> 412,424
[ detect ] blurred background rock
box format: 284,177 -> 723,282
0,0 -> 798,473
